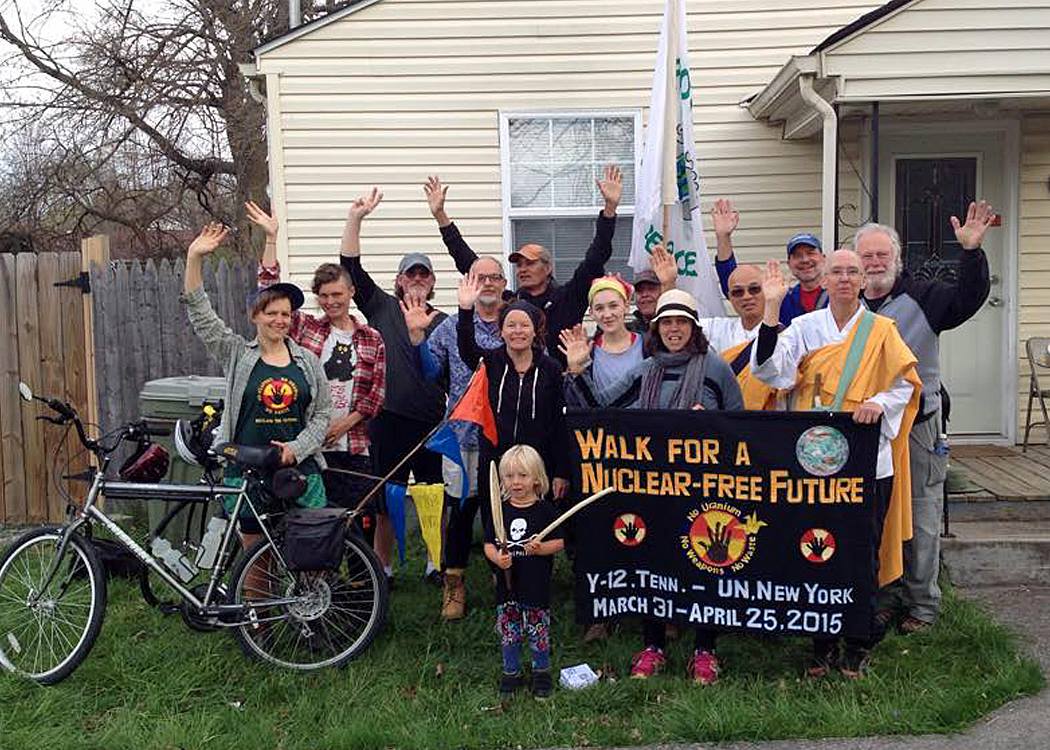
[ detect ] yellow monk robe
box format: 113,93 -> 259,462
793,315 -> 922,586
721,340 -> 778,410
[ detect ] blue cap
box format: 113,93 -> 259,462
786,233 -> 822,257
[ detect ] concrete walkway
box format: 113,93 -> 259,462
621,585 -> 1050,750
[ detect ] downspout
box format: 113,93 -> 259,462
798,75 -> 837,250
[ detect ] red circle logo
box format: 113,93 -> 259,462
613,513 -> 646,546
800,528 -> 836,563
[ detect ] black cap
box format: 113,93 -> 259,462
246,282 -> 305,311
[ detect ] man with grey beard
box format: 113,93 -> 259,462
855,201 -> 994,634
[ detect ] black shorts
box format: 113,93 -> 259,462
368,411 -> 443,485
322,452 -> 378,509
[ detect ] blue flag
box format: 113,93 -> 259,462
426,422 -> 470,503
384,482 -> 408,564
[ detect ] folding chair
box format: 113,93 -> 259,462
939,385 -> 953,538
1022,336 -> 1050,452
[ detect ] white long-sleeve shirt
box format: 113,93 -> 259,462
750,306 -> 914,479
697,316 -> 759,353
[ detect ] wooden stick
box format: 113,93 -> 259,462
489,461 -> 505,547
532,487 -> 616,542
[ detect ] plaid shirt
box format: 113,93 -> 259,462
259,262 -> 386,455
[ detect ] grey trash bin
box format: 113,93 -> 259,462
138,375 -> 226,544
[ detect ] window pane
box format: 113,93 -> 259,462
507,114 -> 636,211
511,216 -> 633,285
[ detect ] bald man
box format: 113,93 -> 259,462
751,249 -> 922,679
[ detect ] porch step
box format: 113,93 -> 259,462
947,498 -> 1050,523
942,519 -> 1050,587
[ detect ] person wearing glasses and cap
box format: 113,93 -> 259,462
339,188 -> 449,583
424,168 -> 623,362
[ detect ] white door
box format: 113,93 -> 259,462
877,128 -> 1010,440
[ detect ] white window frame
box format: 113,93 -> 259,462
498,109 -> 643,279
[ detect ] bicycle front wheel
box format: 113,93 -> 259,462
228,532 -> 387,670
0,527 -> 107,684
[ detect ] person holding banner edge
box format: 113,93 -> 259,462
563,288 -> 743,685
751,250 -> 921,678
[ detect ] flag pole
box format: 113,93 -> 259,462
661,0 -> 679,245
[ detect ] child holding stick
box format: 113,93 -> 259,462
484,445 -> 564,701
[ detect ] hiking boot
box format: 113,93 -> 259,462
629,646 -> 666,679
498,671 -> 524,700
805,641 -> 839,679
583,623 -> 609,643
530,669 -> 553,700
441,572 -> 466,621
687,649 -> 720,685
898,615 -> 933,635
423,569 -> 444,588
839,646 -> 871,680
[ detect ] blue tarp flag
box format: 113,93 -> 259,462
384,482 -> 408,563
426,423 -> 470,503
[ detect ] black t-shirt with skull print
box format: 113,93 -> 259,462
484,498 -> 563,608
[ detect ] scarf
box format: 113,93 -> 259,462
638,350 -> 707,410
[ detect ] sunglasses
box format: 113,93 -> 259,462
403,267 -> 432,279
729,284 -> 762,298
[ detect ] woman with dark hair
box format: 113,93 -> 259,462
562,288 -> 743,685
456,271 -> 571,502
182,223 -> 332,547
246,201 -> 385,528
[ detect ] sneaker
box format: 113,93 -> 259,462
629,646 -> 666,679
898,615 -> 932,635
687,649 -> 720,685
423,569 -> 444,588
805,642 -> 839,679
530,669 -> 553,700
874,607 -> 897,629
498,671 -> 524,700
839,646 -> 871,680
583,623 -> 609,643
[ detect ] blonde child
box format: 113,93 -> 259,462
484,445 -> 565,700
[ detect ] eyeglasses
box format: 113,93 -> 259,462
403,267 -> 432,279
827,268 -> 862,278
729,284 -> 762,298
476,273 -> 505,283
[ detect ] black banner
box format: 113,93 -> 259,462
568,409 -> 880,639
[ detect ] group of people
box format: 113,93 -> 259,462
181,169 -> 994,699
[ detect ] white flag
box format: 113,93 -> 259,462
630,0 -> 724,317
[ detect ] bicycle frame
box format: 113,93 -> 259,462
36,456 -> 301,625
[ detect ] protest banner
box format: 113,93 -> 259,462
567,409 -> 881,639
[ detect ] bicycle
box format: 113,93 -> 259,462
0,382 -> 388,684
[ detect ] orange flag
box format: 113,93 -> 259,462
449,362 -> 498,445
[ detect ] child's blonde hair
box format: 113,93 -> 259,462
498,445 -> 550,499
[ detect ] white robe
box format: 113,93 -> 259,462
750,306 -> 914,479
697,316 -> 759,354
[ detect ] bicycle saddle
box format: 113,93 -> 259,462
214,443 -> 280,471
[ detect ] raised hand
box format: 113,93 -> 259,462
711,198 -> 740,238
348,187 -> 384,223
558,324 -> 594,375
457,271 -> 482,310
244,200 -> 278,239
188,223 -> 229,258
423,175 -> 449,219
951,200 -> 996,251
762,259 -> 788,325
400,293 -> 439,345
650,243 -> 678,288
597,165 -> 623,216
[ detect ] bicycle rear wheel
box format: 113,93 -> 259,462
0,527 -> 107,684
228,532 -> 387,670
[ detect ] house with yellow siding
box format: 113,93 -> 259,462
244,0 -> 1050,444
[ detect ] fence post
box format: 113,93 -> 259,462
81,235 -> 109,440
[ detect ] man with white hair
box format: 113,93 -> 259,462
856,201 -> 994,634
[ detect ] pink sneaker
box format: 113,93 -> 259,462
688,649 -> 720,685
629,646 -> 666,679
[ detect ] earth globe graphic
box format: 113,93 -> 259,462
796,426 -> 850,476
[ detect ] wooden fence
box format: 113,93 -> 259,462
0,251 -> 91,525
90,256 -> 256,452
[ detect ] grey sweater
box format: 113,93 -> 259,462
182,285 -> 331,468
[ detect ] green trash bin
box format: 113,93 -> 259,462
138,375 -> 226,544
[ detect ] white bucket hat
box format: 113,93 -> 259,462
650,288 -> 700,324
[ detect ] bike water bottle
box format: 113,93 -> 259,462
194,517 -> 228,570
150,537 -> 197,583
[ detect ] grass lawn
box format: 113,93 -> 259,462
0,544 -> 1042,750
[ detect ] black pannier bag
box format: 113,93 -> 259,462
282,508 -> 347,571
